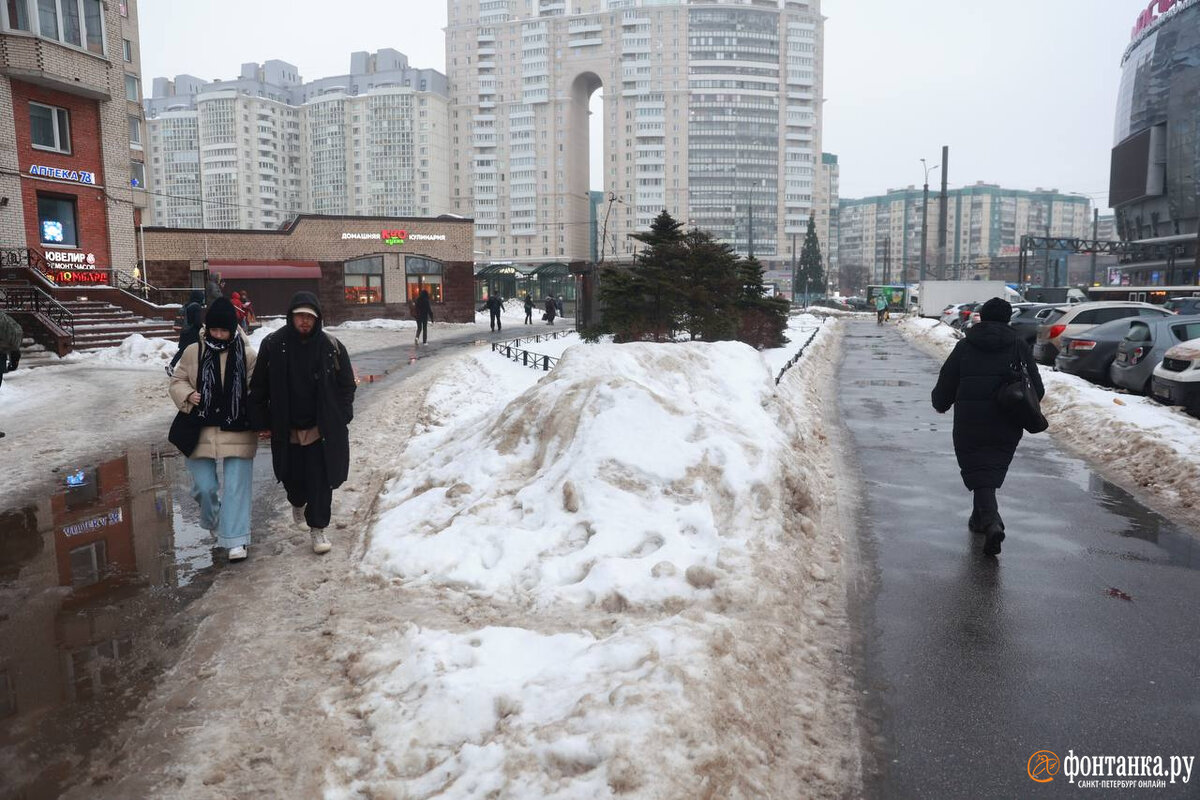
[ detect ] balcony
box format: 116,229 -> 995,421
0,32 -> 110,99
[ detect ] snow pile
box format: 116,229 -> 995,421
895,316 -> 1200,520
328,318 -> 416,332
368,341 -> 791,607
337,337 -> 857,797
761,312 -> 824,374
68,333 -> 175,365
247,318 -> 285,350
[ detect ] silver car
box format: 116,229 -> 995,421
1111,314 -> 1200,394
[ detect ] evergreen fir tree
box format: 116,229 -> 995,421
797,213 -> 825,301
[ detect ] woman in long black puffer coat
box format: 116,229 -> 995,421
931,297 -> 1044,557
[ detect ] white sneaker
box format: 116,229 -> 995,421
291,505 -> 307,531
310,529 -> 332,554
228,545 -> 248,561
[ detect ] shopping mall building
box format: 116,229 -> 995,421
140,215 -> 476,324
1109,0 -> 1200,285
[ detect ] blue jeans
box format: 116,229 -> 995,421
186,457 -> 253,549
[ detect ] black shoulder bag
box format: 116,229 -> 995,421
995,340 -> 1048,434
168,407 -> 204,457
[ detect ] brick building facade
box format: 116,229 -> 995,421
140,215 -> 477,324
1,0 -> 147,283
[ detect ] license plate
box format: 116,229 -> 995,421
1152,385 -> 1172,403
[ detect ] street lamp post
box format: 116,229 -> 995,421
920,157 -> 940,284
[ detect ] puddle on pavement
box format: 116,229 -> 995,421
1088,472 -> 1200,569
853,379 -> 915,386
0,442 -> 275,799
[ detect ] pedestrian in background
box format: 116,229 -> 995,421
414,287 -> 433,345
874,293 -> 887,325
0,310 -> 22,437
230,291 -> 249,333
544,295 -> 557,325
250,292 -> 356,555
240,291 -> 257,329
523,294 -> 534,325
168,297 -> 257,561
931,297 -> 1044,557
483,294 -> 503,332
167,289 -> 206,377
556,295 -> 564,318
206,271 -> 223,304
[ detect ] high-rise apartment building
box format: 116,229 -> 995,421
838,183 -> 1093,286
144,50 -> 450,229
1,0 -> 147,279
817,152 -> 838,290
447,0 -> 824,269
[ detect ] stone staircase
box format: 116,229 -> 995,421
60,299 -> 177,351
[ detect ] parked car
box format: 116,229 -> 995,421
949,301 -> 982,329
1055,317 -> 1151,386
1150,340 -> 1200,416
1164,296 -> 1200,315
1112,314 -> 1200,394
939,302 -> 968,326
1032,302 -> 1172,366
809,297 -> 852,311
845,296 -> 874,312
1008,303 -> 1061,345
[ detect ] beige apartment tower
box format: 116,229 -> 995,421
447,0 -> 824,269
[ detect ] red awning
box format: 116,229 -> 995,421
208,261 -> 322,280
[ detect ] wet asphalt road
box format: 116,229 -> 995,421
839,320 -> 1200,798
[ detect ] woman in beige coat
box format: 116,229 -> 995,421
168,297 -> 258,560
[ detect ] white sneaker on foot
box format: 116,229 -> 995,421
291,505 -> 307,531
310,529 -> 332,554
228,545 -> 247,561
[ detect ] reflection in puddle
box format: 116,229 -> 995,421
0,444 -> 273,798
1089,472 -> 1200,570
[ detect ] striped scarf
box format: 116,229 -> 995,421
196,331 -> 249,431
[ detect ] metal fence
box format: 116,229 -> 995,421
0,284 -> 75,339
775,318 -> 827,385
490,328 -> 576,371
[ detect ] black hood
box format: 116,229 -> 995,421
287,290 -> 323,334
188,290 -> 205,305
964,320 -> 1017,352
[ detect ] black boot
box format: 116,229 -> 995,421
968,513 -> 984,533
983,522 -> 1006,556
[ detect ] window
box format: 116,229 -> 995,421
128,115 -> 141,146
344,256 -> 383,304
124,74 -> 139,102
30,102 -> 70,153
38,194 -> 78,247
4,0 -> 30,30
405,256 -> 443,302
68,540 -> 106,588
5,0 -> 104,52
122,38 -> 132,62
129,161 -> 144,188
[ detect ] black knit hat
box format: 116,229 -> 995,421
204,296 -> 238,332
979,297 -> 1012,322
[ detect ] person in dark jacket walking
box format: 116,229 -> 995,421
523,294 -> 534,325
167,290 -> 206,376
544,296 -> 556,325
931,297 -> 1044,557
249,291 -> 356,554
413,288 -> 433,345
483,294 -> 503,332
205,272 -> 223,305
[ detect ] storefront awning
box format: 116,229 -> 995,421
208,261 -> 322,280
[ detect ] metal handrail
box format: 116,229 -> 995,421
490,327 -> 576,371
110,268 -> 195,307
0,284 -> 75,339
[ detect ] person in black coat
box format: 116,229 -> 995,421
413,288 -> 433,345
483,294 -> 503,332
544,295 -> 556,325
249,291 -> 356,554
523,294 -> 534,325
167,290 -> 206,376
931,297 -> 1044,557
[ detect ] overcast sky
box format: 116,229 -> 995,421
141,0 -> 1137,211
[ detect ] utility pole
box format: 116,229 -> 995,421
919,157 -> 938,283
791,231 -> 798,303
1044,221 -> 1052,287
747,187 -> 754,260
938,145 -> 949,279
1089,207 -> 1099,288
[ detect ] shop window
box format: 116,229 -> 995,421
30,102 -> 70,153
68,539 -> 107,588
344,256 -> 383,304
37,194 -> 78,247
405,255 -> 443,302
